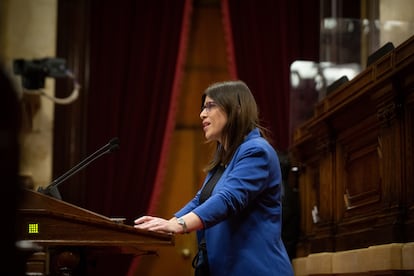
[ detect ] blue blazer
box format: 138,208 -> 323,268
175,128 -> 294,276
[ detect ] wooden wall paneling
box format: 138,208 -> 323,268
339,114 -> 381,214
291,35 -> 414,257
401,56 -> 414,242
309,121 -> 336,253
334,113 -> 385,251
404,99 -> 414,241
296,161 -> 318,257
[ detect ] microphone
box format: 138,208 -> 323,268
37,137 -> 120,200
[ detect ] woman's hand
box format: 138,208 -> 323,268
134,212 -> 202,234
134,216 -> 180,234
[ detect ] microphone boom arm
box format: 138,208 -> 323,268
38,137 -> 119,199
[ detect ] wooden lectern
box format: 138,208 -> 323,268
16,189 -> 174,275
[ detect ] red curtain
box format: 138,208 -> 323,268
82,0 -> 191,226
222,0 -> 320,152
54,1 -> 191,274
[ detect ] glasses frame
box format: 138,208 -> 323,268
201,101 -> 218,113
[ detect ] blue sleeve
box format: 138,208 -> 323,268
192,140 -> 277,228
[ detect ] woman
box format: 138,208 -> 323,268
134,80 -> 293,276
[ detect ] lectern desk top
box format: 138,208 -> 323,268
17,188 -> 174,255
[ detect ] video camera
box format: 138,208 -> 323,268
13,58 -> 68,90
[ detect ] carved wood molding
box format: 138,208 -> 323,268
377,101 -> 398,127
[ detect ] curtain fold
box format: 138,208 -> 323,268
55,1 -> 191,275
84,0 -> 189,226
148,0 -> 193,215
221,0 -> 238,79
223,0 -> 320,151
127,3 -> 192,274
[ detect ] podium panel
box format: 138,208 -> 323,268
17,189 -> 174,275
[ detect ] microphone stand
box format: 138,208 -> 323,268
38,137 -> 120,200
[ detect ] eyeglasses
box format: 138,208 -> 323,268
201,101 -> 218,113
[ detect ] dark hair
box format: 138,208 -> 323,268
201,80 -> 271,172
